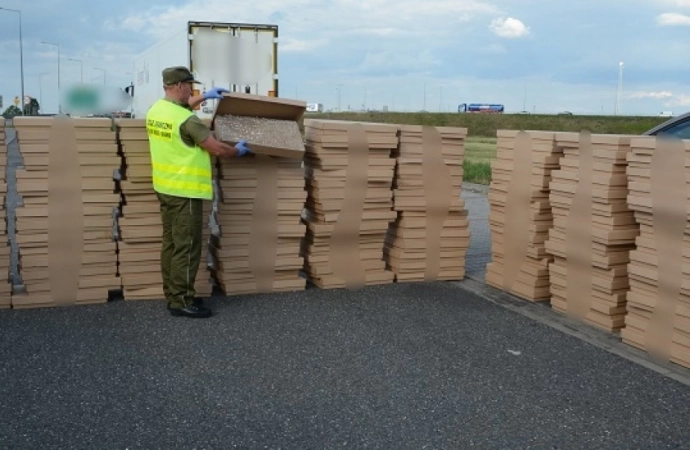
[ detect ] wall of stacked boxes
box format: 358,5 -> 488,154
4,92 -> 690,372
2,93 -> 470,309
485,129 -> 690,370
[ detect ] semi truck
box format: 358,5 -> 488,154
458,103 -> 504,114
306,103 -> 324,113
127,21 -> 279,119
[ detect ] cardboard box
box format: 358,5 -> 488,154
545,132 -> 638,332
11,116 -> 121,309
384,125 -> 471,282
301,119 -> 397,289
211,92 -> 306,159
621,135 -> 690,370
211,154 -> 307,295
485,130 -> 563,302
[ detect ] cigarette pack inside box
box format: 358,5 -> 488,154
211,92 -> 306,160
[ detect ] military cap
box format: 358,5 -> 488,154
162,66 -> 201,85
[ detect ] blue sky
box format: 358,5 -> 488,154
1,0 -> 689,115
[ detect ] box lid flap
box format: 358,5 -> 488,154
212,92 -> 306,122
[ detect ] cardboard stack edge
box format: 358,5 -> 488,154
210,93 -> 307,295
485,130 -> 563,302
11,116 -> 121,309
545,132 -> 638,332
0,118 -> 10,308
621,135 -> 690,369
301,118 -> 398,289
384,125 -> 470,282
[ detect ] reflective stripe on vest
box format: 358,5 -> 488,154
146,99 -> 213,200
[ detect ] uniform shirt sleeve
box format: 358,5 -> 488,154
179,114 -> 211,147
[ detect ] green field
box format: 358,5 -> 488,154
464,137 -> 496,185
305,112 -> 670,184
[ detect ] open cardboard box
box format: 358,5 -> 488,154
210,92 -> 306,159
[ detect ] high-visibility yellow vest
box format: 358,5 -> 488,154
146,99 -> 213,200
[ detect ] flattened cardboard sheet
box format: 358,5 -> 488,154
421,125 -> 452,281
248,155 -> 279,292
564,130 -> 594,319
48,117 -> 85,306
327,123 -> 369,288
500,131 -> 533,291
646,135 -> 685,358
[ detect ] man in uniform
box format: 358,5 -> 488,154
146,66 -> 252,318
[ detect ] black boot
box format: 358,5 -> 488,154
168,303 -> 212,318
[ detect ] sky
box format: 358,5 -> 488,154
1,0 -> 689,116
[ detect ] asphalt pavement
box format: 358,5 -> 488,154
1,282 -> 690,449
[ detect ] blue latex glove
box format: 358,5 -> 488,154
234,140 -> 252,157
203,87 -> 230,100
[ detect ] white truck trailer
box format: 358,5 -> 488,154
128,21 -> 279,119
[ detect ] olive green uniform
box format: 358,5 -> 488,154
157,98 -> 212,309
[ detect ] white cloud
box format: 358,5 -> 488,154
657,12 -> 690,25
665,94 -> 690,106
105,0 -> 500,41
627,91 -> 674,99
358,50 -> 440,73
281,38 -> 328,53
658,0 -> 690,7
351,27 -> 405,37
489,17 -> 530,38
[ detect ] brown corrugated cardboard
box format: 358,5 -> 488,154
211,153 -> 307,295
211,92 -> 306,159
301,119 -> 397,289
545,132 -> 638,332
11,116 -> 120,308
485,130 -> 563,302
622,135 -> 690,370
115,119 -> 213,301
0,118 -> 10,307
384,125 -> 470,282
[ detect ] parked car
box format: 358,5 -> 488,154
643,111 -> 690,139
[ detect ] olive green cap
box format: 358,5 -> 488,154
162,66 -> 201,85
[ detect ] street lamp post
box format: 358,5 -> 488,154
0,7 -> 25,115
69,58 -> 83,83
94,67 -> 106,86
41,41 -> 61,113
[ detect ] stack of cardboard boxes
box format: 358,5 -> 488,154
301,119 -> 398,289
11,117 -> 120,308
0,118 -> 9,308
116,119 -> 213,301
384,125 -> 470,282
485,130 -> 563,302
622,135 -> 690,369
545,132 -> 638,332
212,157 -> 306,294
210,93 -> 307,295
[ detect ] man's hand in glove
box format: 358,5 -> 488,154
203,87 -> 230,100
234,140 -> 253,157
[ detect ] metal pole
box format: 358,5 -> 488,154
69,59 -> 83,83
95,67 -> 106,86
0,8 -> 24,114
42,41 -> 61,113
